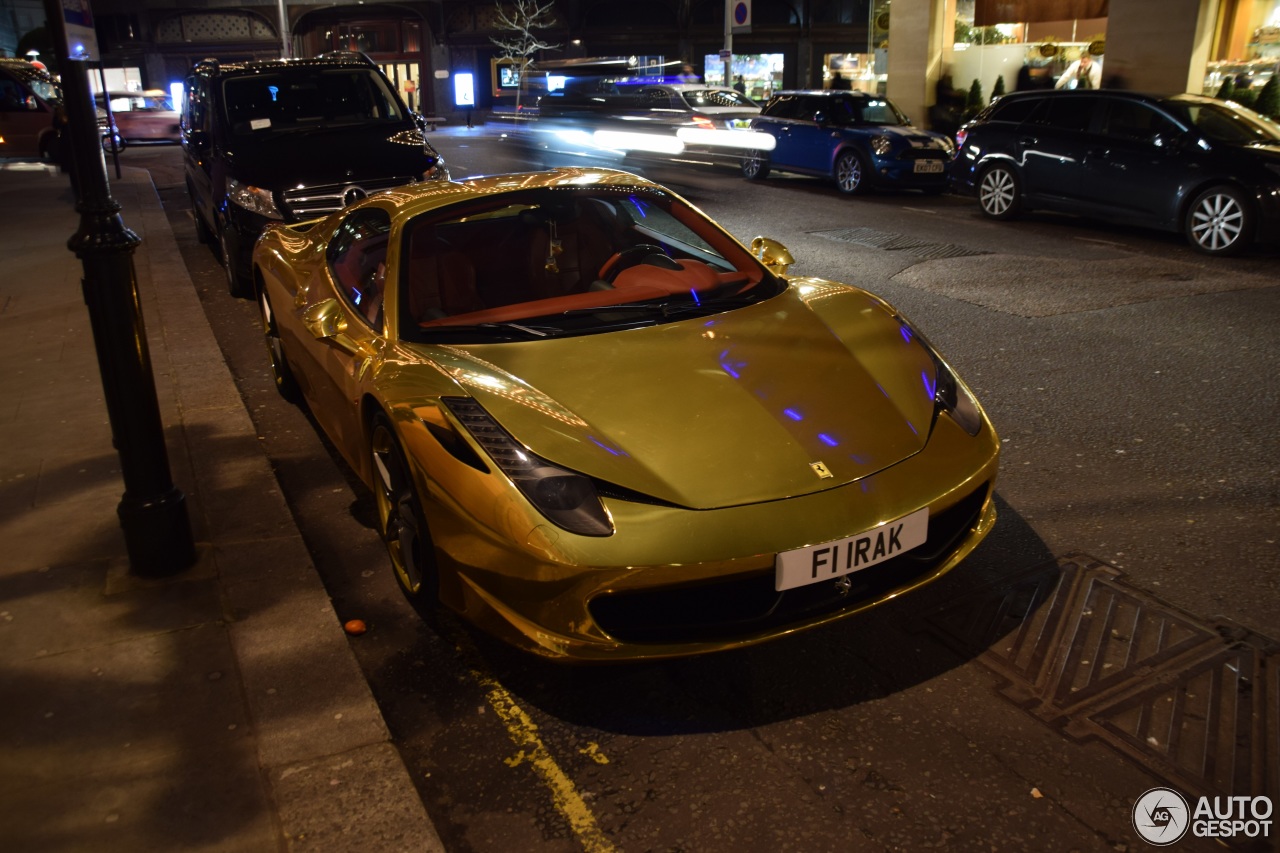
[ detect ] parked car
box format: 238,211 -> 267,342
96,89 -> 181,147
251,166 -> 1000,662
182,51 -> 448,297
0,57 -> 63,161
952,89 -> 1280,256
742,90 -> 955,194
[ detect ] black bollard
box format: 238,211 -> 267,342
43,0 -> 196,576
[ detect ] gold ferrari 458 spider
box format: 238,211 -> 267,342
251,167 -> 999,661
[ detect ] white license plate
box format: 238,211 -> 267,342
775,508 -> 929,591
913,159 -> 944,174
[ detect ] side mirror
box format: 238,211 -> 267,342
750,236 -> 795,277
303,298 -> 364,356
813,111 -> 827,126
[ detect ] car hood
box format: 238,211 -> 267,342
856,124 -> 948,147
224,124 -> 437,189
422,283 -> 940,510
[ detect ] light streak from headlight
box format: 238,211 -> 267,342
675,127 -> 776,151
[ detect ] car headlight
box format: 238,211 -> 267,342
932,354 -> 983,436
897,316 -> 985,437
871,135 -> 893,156
441,397 -> 613,536
937,136 -> 956,157
226,178 -> 283,219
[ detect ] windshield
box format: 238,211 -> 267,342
1161,97 -> 1280,145
827,96 -> 909,127
397,185 -> 786,343
222,67 -> 405,134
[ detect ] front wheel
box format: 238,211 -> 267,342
977,164 -> 1021,220
834,150 -> 868,195
741,150 -> 771,180
219,226 -> 252,298
259,287 -> 300,402
369,414 -> 439,614
1185,185 -> 1253,256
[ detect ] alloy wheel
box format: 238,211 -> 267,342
1187,187 -> 1249,256
978,166 -> 1019,219
259,289 -> 298,400
370,417 -> 436,605
741,150 -> 770,180
835,151 -> 865,194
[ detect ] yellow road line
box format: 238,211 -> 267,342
454,632 -> 616,853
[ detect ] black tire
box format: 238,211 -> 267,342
741,150 -> 771,180
259,287 -> 300,402
369,414 -> 440,614
977,163 -> 1021,220
191,193 -> 213,245
834,150 -> 869,195
219,225 -> 251,298
1185,185 -> 1253,257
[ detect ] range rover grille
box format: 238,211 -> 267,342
281,176 -> 416,220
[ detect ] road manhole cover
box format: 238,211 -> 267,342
919,554 -> 1279,810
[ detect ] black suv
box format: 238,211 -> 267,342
742,90 -> 954,194
952,90 -> 1280,256
182,52 -> 448,296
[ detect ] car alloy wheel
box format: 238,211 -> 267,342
741,150 -> 770,180
978,164 -> 1021,220
370,415 -> 439,611
1186,185 -> 1253,256
219,226 -> 251,298
258,288 -> 299,401
834,150 -> 867,195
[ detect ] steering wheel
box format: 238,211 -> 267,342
598,244 -> 671,284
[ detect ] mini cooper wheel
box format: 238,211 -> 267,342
977,164 -> 1021,220
741,150 -> 771,180
834,150 -> 869,195
370,414 -> 439,613
1185,185 -> 1253,257
219,226 -> 252,298
259,288 -> 300,402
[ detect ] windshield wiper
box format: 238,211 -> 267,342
419,322 -> 560,339
561,295 -> 760,318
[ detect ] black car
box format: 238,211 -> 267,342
952,90 -> 1280,256
741,90 -> 954,194
182,52 -> 448,297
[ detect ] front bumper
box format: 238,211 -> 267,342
408,408 -> 999,662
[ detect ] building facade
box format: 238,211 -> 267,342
6,0 -> 1276,133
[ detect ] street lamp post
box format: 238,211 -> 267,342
42,0 -> 196,576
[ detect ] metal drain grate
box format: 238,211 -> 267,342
918,553 -> 1279,807
812,227 -> 989,260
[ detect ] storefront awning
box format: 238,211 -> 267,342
974,0 -> 1108,26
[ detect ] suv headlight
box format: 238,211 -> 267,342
226,178 -> 283,219
442,397 -> 613,536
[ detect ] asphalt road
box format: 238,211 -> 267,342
121,134 -> 1277,852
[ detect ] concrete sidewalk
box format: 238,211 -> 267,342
0,161 -> 443,852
